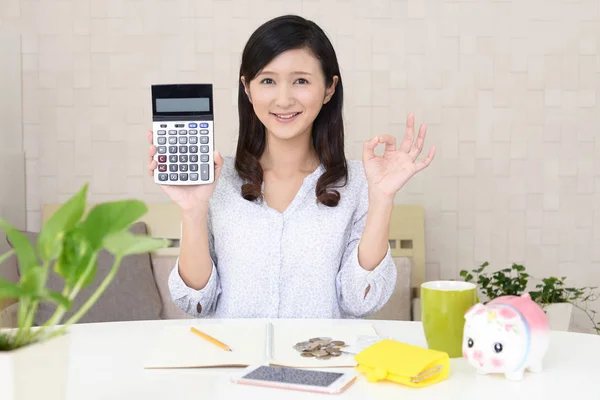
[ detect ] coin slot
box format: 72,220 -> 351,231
400,239 -> 412,249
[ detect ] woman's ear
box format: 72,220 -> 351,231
323,75 -> 339,105
241,76 -> 252,104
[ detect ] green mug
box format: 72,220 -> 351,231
421,281 -> 479,358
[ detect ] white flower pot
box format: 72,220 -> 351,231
544,302 -> 573,332
0,332 -> 70,400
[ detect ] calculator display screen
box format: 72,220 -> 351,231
156,97 -> 210,113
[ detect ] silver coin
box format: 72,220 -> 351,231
301,352 -> 315,357
316,354 -> 331,360
330,341 -> 345,346
312,349 -> 328,357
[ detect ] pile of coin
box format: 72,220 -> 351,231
293,337 -> 346,360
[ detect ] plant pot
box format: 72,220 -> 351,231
0,331 -> 70,400
544,302 -> 573,332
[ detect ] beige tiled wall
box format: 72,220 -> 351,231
1,0 -> 600,328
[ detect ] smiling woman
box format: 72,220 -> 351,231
146,14 -> 436,320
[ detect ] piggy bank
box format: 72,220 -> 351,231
462,293 -> 550,381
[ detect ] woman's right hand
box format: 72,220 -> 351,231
146,130 -> 224,213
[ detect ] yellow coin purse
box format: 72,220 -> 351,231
354,339 -> 450,388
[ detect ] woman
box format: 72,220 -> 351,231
146,15 -> 435,319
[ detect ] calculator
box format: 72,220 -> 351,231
151,83 -> 214,185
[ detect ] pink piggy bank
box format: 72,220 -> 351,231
462,293 -> 550,381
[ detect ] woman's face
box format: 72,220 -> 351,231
242,47 -> 338,142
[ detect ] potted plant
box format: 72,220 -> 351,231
459,262 -> 600,334
0,184 -> 169,400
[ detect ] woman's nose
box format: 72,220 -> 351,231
275,84 -> 294,109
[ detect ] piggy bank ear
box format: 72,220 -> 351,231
465,303 -> 486,319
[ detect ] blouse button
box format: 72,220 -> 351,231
196,303 -> 202,313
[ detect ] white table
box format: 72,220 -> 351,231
65,318 -> 600,399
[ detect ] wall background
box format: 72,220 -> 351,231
1,0 -> 599,330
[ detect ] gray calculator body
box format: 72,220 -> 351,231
151,84 -> 214,185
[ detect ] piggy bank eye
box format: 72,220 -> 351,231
468,338 -> 474,348
494,343 -> 503,353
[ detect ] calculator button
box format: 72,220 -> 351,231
175,124 -> 184,128
179,130 -> 187,135
189,145 -> 198,153
168,137 -> 178,144
169,164 -> 178,172
190,164 -> 198,172
200,129 -> 209,134
200,123 -> 209,128
169,173 -> 178,181
189,123 -> 197,128
160,124 -> 167,128
201,164 -> 210,181
179,146 -> 188,153
158,173 -> 168,181
179,164 -> 188,172
190,173 -> 199,181
158,164 -> 167,172
169,146 -> 178,153
158,155 -> 167,163
200,155 -> 209,162
189,136 -> 198,144
180,173 -> 188,181
169,155 -> 177,163
189,129 -> 198,135
157,146 -> 166,154
179,137 -> 188,144
157,137 -> 166,145
200,136 -> 209,144
191,155 -> 199,162
168,130 -> 177,135
157,130 -> 166,135
179,155 -> 188,162
200,145 -> 209,153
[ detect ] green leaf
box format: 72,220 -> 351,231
103,231 -> 169,257
19,265 -> 46,297
54,228 -> 93,288
44,291 -> 71,309
0,279 -> 24,299
0,218 -> 38,275
80,200 -> 148,250
0,249 -> 15,265
37,184 -> 88,261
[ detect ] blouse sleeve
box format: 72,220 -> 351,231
168,211 -> 222,317
335,177 -> 398,318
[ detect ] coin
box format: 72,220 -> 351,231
294,337 -> 347,360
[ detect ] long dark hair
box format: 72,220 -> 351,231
234,15 -> 348,207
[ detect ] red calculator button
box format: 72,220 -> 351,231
158,155 -> 167,163
158,164 -> 167,172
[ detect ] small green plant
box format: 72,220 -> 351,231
459,261 -> 529,301
0,183 -> 169,351
460,261 -> 600,334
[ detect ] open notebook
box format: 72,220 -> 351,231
143,321 -> 378,369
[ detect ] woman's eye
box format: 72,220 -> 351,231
295,78 -> 308,84
261,78 -> 274,84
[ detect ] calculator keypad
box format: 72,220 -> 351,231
154,121 -> 213,184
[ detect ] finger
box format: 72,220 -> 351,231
400,113 -> 415,153
408,124 -> 427,160
147,160 -> 157,177
213,151 -> 224,180
147,130 -> 153,145
414,146 -> 436,172
362,136 -> 378,163
148,144 -> 156,162
379,134 -> 397,154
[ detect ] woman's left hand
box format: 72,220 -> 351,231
362,113 -> 436,200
